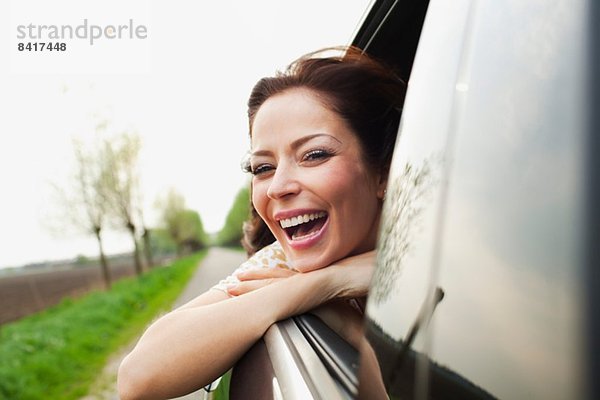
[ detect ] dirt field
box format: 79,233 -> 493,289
0,257 -> 170,325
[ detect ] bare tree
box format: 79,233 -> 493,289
156,189 -> 186,256
103,133 -> 144,276
49,138 -> 112,288
138,211 -> 154,269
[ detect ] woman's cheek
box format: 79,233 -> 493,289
251,182 -> 268,217
318,165 -> 361,201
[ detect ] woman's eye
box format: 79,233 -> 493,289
251,164 -> 274,176
303,149 -> 332,162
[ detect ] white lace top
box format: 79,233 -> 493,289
212,241 -> 292,293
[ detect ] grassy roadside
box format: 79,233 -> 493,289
213,370 -> 232,400
0,251 -> 206,400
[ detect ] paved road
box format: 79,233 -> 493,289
172,248 -> 245,308
82,247 -> 246,400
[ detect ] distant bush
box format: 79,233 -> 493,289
156,189 -> 209,254
0,252 -> 205,400
215,186 -> 250,247
149,227 -> 178,255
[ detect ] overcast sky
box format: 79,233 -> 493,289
0,0 -> 371,268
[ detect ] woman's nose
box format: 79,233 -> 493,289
267,163 -> 300,200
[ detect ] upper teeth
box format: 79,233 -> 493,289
279,212 -> 326,229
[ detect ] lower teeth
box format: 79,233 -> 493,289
292,231 -> 318,240
288,215 -> 327,240
292,232 -> 314,240
292,224 -> 323,240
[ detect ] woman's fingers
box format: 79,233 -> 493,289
227,268 -> 296,296
227,278 -> 277,296
236,267 -> 297,281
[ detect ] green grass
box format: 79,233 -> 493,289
0,251 -> 206,400
212,369 -> 232,400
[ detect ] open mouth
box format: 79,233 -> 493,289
279,211 -> 328,241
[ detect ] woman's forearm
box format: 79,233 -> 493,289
118,269 -> 334,400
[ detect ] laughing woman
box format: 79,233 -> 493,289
118,47 -> 405,400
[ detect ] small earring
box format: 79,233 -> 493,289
381,189 -> 387,201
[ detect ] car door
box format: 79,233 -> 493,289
358,0 -> 598,399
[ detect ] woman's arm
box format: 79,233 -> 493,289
230,250 -> 376,349
117,266 -> 341,400
230,250 -> 375,299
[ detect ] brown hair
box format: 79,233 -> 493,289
242,47 -> 406,255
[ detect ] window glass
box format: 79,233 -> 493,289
428,0 -> 587,399
361,0 -> 473,397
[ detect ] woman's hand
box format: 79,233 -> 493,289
227,267 -> 298,296
229,250 -> 377,301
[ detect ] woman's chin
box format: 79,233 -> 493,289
292,263 -> 324,273
288,253 -> 331,273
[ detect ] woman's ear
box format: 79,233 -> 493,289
376,169 -> 389,200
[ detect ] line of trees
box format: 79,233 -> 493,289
52,127 -> 250,289
53,130 -> 208,289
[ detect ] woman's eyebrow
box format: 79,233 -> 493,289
250,149 -> 272,158
290,133 -> 342,150
251,133 -> 341,157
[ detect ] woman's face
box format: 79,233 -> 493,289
250,89 -> 384,272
